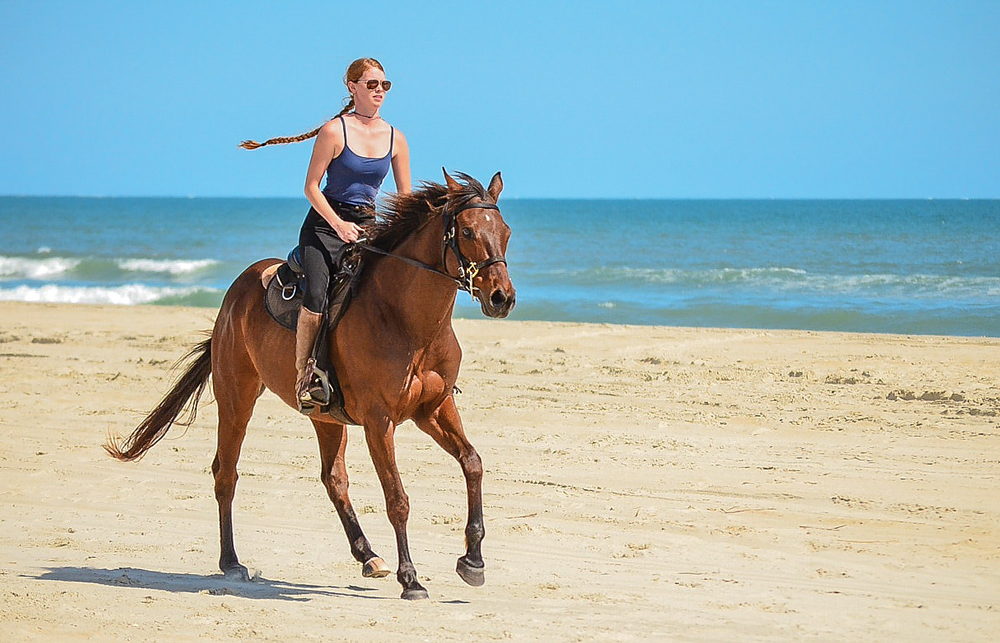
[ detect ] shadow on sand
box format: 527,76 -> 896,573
24,566 -> 392,602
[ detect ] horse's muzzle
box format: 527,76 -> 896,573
481,286 -> 515,318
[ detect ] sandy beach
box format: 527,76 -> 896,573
0,300 -> 997,640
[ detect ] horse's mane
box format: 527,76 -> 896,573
366,172 -> 490,251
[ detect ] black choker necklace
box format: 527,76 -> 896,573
352,110 -> 380,120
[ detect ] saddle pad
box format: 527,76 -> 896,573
264,263 -> 302,331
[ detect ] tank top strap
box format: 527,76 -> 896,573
388,126 -> 394,157
339,116 -> 348,143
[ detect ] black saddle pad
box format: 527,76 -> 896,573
264,263 -> 303,331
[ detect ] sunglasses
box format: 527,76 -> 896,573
357,79 -> 392,92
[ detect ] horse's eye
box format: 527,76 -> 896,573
462,227 -> 474,239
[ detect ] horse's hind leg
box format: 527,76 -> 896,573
311,418 -> 390,579
414,396 -> 486,587
210,350 -> 262,581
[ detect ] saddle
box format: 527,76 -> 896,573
262,245 -> 364,425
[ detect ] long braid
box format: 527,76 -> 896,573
238,125 -> 324,150
239,96 -> 354,150
238,56 -> 382,150
238,96 -> 356,150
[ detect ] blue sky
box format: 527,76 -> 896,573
2,1 -> 998,198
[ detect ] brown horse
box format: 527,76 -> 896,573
105,170 -> 514,600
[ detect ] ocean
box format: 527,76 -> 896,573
1,197 -> 997,336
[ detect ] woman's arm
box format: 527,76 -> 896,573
391,129 -> 412,194
303,119 -> 363,242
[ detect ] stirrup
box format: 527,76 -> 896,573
297,359 -> 331,407
295,360 -> 319,415
307,364 -> 332,406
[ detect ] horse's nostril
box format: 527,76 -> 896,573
490,289 -> 506,308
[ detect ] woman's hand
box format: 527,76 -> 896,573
332,219 -> 363,243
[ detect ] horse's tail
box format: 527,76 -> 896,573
104,335 -> 213,462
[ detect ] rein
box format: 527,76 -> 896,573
357,201 -> 507,295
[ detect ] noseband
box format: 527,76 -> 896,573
359,201 -> 507,295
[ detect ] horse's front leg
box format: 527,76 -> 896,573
363,414 -> 429,600
311,418 -> 391,579
413,395 -> 485,587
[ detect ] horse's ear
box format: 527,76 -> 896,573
487,171 -> 503,202
442,167 -> 462,193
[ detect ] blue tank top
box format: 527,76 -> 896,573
322,117 -> 394,206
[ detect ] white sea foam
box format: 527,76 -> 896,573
565,266 -> 1000,297
0,256 -> 81,279
0,284 -> 210,305
116,258 -> 218,274
626,267 -> 809,284
0,255 -> 220,280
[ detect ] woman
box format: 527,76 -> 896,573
240,57 -> 411,414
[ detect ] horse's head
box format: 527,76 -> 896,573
443,169 -> 516,319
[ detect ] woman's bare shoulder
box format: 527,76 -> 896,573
317,117 -> 346,142
387,123 -> 407,142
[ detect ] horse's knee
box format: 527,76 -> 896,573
460,449 -> 482,479
387,491 -> 410,525
320,469 -> 349,502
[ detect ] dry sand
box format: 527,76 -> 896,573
0,300 -> 998,640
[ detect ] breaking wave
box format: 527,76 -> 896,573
0,255 -> 220,280
0,284 -> 222,306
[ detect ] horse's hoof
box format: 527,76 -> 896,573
362,556 -> 390,578
401,587 -> 430,600
456,556 -> 485,587
222,565 -> 251,582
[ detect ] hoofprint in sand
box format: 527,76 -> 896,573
0,301 -> 997,640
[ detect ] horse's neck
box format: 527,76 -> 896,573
364,217 -> 458,343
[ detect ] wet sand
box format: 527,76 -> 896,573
0,301 -> 997,640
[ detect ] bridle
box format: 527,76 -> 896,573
357,200 -> 507,296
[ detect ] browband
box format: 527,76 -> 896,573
451,202 -> 500,213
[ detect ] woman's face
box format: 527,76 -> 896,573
348,66 -> 388,112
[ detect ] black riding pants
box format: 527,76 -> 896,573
298,196 -> 374,314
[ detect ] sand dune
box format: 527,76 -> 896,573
1,301 -> 997,640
